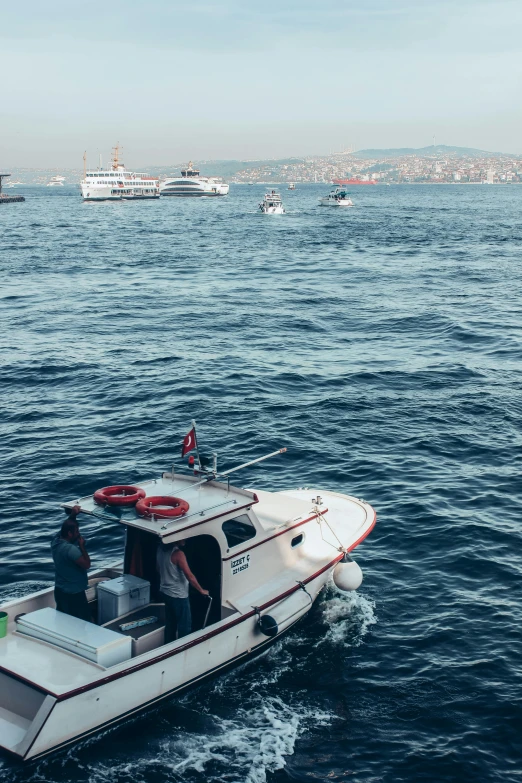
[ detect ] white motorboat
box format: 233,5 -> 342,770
0,430 -> 376,761
80,146 -> 160,201
288,183 -> 296,190
319,187 -> 354,207
46,176 -> 65,187
259,190 -> 285,214
160,162 -> 229,197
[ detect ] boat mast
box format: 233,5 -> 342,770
112,142 -> 121,171
83,151 -> 87,179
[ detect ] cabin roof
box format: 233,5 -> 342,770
63,473 -> 258,539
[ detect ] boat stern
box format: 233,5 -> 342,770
0,671 -> 56,760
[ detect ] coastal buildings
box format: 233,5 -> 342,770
230,148 -> 522,185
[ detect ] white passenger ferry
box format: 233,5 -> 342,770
0,428 -> 376,761
160,162 -> 229,197
80,146 -> 159,201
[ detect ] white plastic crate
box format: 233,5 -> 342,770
97,575 -> 150,624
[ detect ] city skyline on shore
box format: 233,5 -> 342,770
2,143 -> 520,172
4,144 -> 521,187
1,1 -> 521,166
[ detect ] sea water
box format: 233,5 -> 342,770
0,184 -> 521,782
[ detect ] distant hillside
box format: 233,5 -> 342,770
353,145 -> 515,159
148,158 -> 305,177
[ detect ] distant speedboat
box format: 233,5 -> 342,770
160,162 -> 229,197
319,187 -> 354,207
259,190 -> 285,214
288,183 -> 296,190
46,176 -> 65,187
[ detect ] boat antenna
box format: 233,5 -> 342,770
192,419 -> 202,470
165,447 -> 288,512
83,151 -> 87,179
217,448 -> 287,479
178,419 -> 286,485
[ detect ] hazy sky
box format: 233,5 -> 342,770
1,0 -> 521,167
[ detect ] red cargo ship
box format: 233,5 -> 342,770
333,178 -> 378,185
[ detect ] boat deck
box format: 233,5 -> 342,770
0,631 -> 104,696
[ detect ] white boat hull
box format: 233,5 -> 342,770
80,184 -> 160,201
24,582 -> 320,760
160,180 -> 229,197
0,565 -> 327,760
260,206 -> 285,214
318,198 -> 354,207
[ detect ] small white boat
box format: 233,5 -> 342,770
319,186 -> 354,207
259,190 -> 285,214
288,183 -> 296,190
0,429 -> 375,761
46,176 -> 65,187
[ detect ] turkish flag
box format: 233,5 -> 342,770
181,427 -> 197,457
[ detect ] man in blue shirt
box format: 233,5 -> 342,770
51,506 -> 92,621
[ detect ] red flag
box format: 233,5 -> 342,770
181,427 -> 197,458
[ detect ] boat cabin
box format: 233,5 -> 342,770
2,473 -> 327,663
56,473 -> 271,644
181,162 -> 201,178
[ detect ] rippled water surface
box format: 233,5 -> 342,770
1,184 -> 521,782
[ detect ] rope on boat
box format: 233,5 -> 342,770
313,504 -> 346,554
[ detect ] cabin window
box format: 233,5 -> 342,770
222,515 -> 256,549
291,533 -> 304,548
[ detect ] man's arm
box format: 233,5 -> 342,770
172,550 -> 209,595
74,536 -> 91,570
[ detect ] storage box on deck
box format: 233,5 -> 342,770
16,607 -> 132,667
97,575 -> 150,624
103,604 -> 165,657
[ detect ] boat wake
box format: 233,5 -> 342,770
3,695 -> 334,783
158,696 -> 302,783
315,584 -> 377,648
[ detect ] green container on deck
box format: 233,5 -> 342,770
0,611 -> 8,639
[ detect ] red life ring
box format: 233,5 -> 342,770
94,485 -> 146,507
136,496 -> 190,519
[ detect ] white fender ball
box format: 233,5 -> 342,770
333,560 -> 363,592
